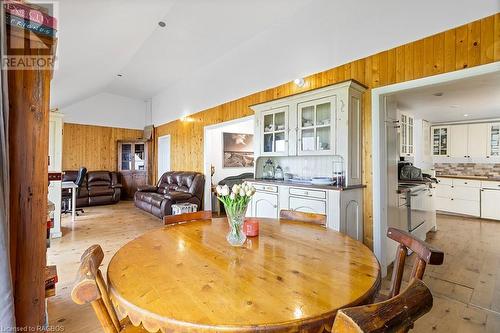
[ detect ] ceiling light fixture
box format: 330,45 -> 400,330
117,74 -> 123,77
293,78 -> 305,87
463,114 -> 469,117
158,21 -> 166,28
432,92 -> 444,97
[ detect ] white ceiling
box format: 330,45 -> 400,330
394,71 -> 500,123
50,0 -> 500,122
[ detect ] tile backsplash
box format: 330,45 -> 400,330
255,155 -> 336,179
434,163 -> 500,178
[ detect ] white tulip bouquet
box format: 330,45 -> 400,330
215,182 -> 256,246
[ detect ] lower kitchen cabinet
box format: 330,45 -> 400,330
251,191 -> 278,218
289,196 -> 326,214
247,182 -> 363,241
481,182 -> 500,220
436,177 -> 500,220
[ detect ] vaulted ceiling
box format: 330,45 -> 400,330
50,0 -> 499,122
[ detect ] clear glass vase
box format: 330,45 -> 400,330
225,205 -> 248,246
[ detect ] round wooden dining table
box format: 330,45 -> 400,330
107,217 -> 381,333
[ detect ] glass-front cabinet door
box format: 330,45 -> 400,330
488,123 -> 500,159
297,97 -> 335,155
261,106 -> 288,156
118,141 -> 148,171
432,126 -> 449,157
400,113 -> 414,157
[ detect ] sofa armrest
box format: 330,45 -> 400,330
164,191 -> 193,202
137,185 -> 158,192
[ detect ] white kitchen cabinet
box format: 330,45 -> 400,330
435,177 -> 480,217
252,80 -> 365,186
289,196 -> 326,214
260,106 -> 289,156
247,181 -> 363,241
467,123 -> 488,158
481,188 -> 500,221
487,123 -> 500,159
297,96 -> 336,155
251,191 -> 278,218
400,112 -> 414,157
450,125 -> 468,158
432,126 -> 449,157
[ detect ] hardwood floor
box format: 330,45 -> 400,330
47,203 -> 500,332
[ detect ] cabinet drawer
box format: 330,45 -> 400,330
435,184 -> 452,198
453,179 -> 481,188
451,186 -> 480,202
289,197 -> 326,215
481,181 -> 500,189
436,197 -> 480,217
253,184 -> 278,193
289,187 -> 326,199
437,178 -> 453,185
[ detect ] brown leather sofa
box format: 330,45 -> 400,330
63,170 -> 122,207
134,171 -> 205,219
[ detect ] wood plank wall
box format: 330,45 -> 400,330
154,13 -> 500,249
62,123 -> 143,171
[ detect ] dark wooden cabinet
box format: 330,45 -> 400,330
118,141 -> 149,199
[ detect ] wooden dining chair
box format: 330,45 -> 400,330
279,209 -> 327,226
164,210 -> 212,225
382,227 -> 444,300
71,244 -> 148,333
332,279 -> 433,333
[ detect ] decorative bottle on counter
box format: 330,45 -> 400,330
262,159 -> 275,179
332,155 -> 345,186
274,164 -> 284,180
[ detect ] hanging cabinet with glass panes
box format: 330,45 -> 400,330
399,112 -> 414,157
487,123 -> 500,159
297,96 -> 336,155
431,126 -> 450,157
260,106 -> 289,156
118,141 -> 149,198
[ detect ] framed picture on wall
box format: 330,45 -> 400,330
223,132 -> 254,168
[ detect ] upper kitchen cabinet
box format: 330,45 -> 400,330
297,96 -> 336,155
487,123 -> 500,159
261,106 -> 289,156
399,112 -> 414,157
431,126 -> 449,157
449,123 -> 488,158
251,80 -> 366,186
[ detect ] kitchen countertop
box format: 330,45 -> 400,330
436,174 -> 500,181
245,178 -> 366,191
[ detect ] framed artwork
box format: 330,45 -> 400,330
223,132 -> 254,168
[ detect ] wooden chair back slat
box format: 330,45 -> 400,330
279,209 -> 327,226
332,279 -> 433,333
71,244 -> 121,333
387,227 -> 444,297
164,210 -> 212,225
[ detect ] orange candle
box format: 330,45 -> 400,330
243,218 -> 259,237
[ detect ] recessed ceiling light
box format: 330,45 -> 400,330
463,114 -> 469,117
432,92 -> 444,97
293,78 -> 305,87
158,21 -> 166,28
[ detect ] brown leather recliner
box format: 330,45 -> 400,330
134,171 -> 205,219
63,170 -> 122,207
